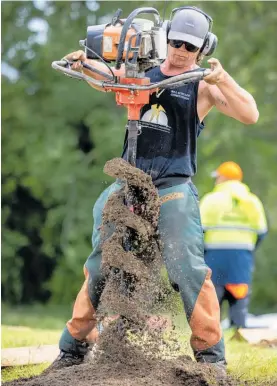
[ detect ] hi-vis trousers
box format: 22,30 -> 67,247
59,181 -> 225,363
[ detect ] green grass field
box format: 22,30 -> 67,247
1,305 -> 277,385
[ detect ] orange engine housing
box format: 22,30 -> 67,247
102,25 -> 137,61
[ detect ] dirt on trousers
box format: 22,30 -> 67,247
4,158 -> 240,386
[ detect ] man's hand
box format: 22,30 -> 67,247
63,50 -> 86,72
204,58 -> 227,85
201,57 -> 259,124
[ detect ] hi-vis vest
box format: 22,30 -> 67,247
200,181 -> 267,251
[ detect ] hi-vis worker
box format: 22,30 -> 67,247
200,162 -> 268,328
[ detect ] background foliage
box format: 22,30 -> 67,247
2,1 -> 277,313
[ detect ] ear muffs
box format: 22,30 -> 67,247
161,20 -> 171,43
201,32 -> 218,56
164,7 -> 218,56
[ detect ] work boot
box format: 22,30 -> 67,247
43,342 -> 90,374
194,337 -> 227,379
208,360 -> 227,380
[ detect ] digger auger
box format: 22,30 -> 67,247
52,6 -> 211,334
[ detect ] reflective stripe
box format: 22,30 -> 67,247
204,228 -> 257,250
203,225 -> 258,232
225,284 -> 249,299
203,225 -> 268,234
204,242 -> 255,251
257,227 -> 268,235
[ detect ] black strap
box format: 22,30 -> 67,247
154,176 -> 191,189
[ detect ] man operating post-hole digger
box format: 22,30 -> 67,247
48,6 -> 259,377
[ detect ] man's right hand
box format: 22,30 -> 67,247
62,49 -> 124,91
63,50 -> 86,72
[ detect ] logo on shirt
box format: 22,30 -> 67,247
141,104 -> 168,126
170,90 -> 191,100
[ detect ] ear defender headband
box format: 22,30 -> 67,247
166,6 -> 218,56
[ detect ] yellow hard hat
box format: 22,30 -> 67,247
211,161 -> 243,181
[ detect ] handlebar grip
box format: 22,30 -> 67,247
51,60 -> 86,81
203,69 -> 212,77
52,60 -> 68,68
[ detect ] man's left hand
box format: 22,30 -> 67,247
204,58 -> 227,85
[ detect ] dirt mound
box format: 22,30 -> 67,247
4,323 -> 237,386
3,159 -> 238,386
4,357 -> 233,386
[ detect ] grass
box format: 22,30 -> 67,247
1,325 -> 61,348
227,346 -> 277,385
1,363 -> 49,383
1,303 -> 71,330
171,315 -> 277,385
1,325 -> 61,383
1,305 -> 277,385
1,304 -> 68,383
224,331 -> 277,385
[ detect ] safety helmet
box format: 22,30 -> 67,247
211,161 -> 243,181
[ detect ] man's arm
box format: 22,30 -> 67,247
255,232 -> 267,250
63,50 -> 125,92
198,58 -> 259,124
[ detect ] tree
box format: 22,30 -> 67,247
2,1 -> 277,312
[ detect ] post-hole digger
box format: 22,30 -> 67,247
52,6 -> 211,336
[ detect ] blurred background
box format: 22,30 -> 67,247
1,1 -> 277,322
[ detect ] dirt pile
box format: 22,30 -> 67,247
4,159 -> 238,386
5,323 -> 238,386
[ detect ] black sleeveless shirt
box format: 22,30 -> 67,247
122,66 -> 204,185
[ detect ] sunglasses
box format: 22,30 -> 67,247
169,40 -> 199,53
